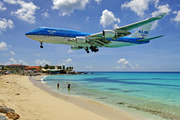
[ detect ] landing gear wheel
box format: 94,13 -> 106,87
40,42 -> 43,48
87,51 -> 89,53
90,46 -> 99,52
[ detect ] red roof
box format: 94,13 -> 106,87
6,64 -> 28,66
24,66 -> 40,70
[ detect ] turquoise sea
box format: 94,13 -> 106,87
43,72 -> 180,120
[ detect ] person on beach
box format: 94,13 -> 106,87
57,83 -> 59,89
67,82 -> 70,88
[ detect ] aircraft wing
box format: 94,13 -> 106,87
88,38 -> 111,47
86,13 -> 167,45
114,13 -> 167,32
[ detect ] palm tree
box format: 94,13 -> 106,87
45,64 -> 49,69
63,65 -> 65,70
58,66 -> 62,69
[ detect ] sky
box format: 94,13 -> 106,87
0,0 -> 180,71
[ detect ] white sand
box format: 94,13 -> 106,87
0,75 -> 136,120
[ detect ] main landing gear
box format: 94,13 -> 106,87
85,46 -> 99,53
90,46 -> 99,52
85,47 -> 90,53
40,42 -> 43,48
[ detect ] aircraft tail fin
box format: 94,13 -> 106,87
131,23 -> 152,39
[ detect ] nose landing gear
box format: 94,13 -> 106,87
40,42 -> 43,48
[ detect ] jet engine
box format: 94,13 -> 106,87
71,45 -> 83,50
76,37 -> 87,44
68,37 -> 87,44
103,30 -> 117,38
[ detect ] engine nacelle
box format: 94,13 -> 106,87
71,45 -> 83,50
103,30 -> 117,38
76,37 -> 87,44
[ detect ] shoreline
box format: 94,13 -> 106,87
0,75 -> 136,120
38,74 -> 180,120
32,75 -> 136,120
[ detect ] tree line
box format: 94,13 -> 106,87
44,64 -> 74,71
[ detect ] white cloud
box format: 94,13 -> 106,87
172,10 -> 180,22
154,0 -> 159,8
113,24 -> 119,29
35,54 -> 40,56
4,0 -> 39,23
99,9 -> 120,28
116,66 -> 121,69
86,66 -> 93,69
4,0 -> 16,4
58,62 -> 66,66
2,51 -> 16,56
35,59 -> 50,66
0,2 -> 6,11
0,18 -> 14,34
10,58 -> 17,64
41,12 -> 50,19
51,0 -> 89,16
19,60 -> 28,65
117,58 -> 134,69
0,42 -> 7,51
121,0 -> 159,17
67,49 -> 73,53
95,0 -> 101,4
65,58 -> 72,64
150,4 -> 171,29
8,58 -> 28,65
58,59 -> 73,66
151,4 -> 171,17
151,20 -> 158,30
6,62 -> 11,65
10,51 -> 16,55
86,17 -> 89,21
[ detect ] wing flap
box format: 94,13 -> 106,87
88,39 -> 111,47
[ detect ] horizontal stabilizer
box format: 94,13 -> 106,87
137,35 -> 164,42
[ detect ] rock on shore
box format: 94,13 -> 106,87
0,115 -> 7,120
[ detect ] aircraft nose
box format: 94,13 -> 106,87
25,31 -> 32,36
25,30 -> 36,39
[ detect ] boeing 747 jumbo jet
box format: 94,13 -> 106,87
25,13 -> 167,53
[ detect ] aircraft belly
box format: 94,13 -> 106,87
28,35 -> 70,44
104,41 -> 136,48
29,35 -> 90,46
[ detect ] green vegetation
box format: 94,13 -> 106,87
44,64 -> 73,71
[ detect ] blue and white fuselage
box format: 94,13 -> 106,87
25,13 -> 166,53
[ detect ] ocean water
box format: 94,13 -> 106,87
43,72 -> 180,120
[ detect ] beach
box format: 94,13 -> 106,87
0,75 -> 135,120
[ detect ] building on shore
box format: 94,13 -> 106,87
6,64 -> 28,70
24,66 -> 42,72
0,65 -> 5,69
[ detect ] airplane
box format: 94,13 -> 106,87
25,13 -> 167,53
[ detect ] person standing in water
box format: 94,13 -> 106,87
67,82 -> 70,88
57,83 -> 59,89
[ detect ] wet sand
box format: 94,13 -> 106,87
0,75 -> 136,120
